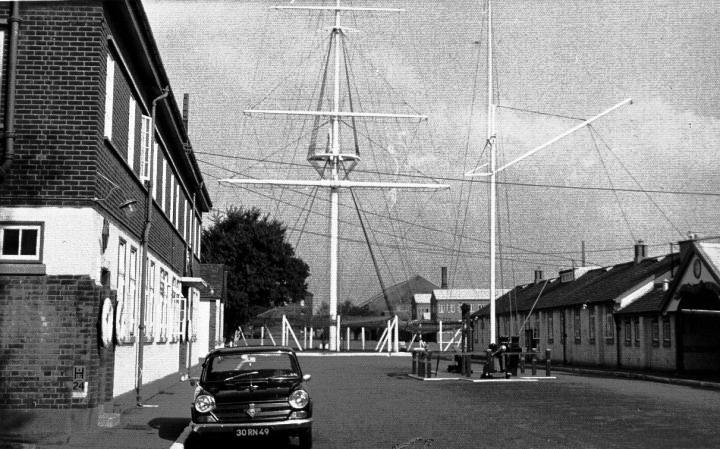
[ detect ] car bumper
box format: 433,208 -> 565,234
191,418 -> 313,434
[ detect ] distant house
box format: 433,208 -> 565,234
197,264 -> 228,356
432,288 -> 510,322
412,293 -> 432,320
358,274 -> 438,319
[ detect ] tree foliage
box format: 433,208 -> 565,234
202,207 -> 310,336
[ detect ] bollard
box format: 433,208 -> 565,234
545,348 -> 552,376
531,353 -> 537,376
425,351 -> 433,378
418,352 -> 425,377
412,351 -> 418,375
519,353 -> 525,374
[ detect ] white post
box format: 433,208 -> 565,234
261,325 -> 265,346
393,315 -> 399,353
281,315 -> 287,346
387,319 -> 391,354
239,326 -> 248,346
346,326 -> 350,351
407,333 -> 417,351
265,326 -> 277,346
375,327 -> 388,351
439,320 -> 443,350
361,327 -> 365,351
336,315 -> 341,351
310,327 -> 314,349
284,316 -> 303,351
303,327 -> 307,349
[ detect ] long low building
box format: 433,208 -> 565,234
472,239 -> 720,373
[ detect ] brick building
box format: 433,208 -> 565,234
0,1 -> 213,443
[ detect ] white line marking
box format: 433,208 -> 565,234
170,425 -> 191,449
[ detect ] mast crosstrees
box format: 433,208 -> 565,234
221,0 -> 449,351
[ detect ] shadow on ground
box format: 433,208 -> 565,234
147,417 -> 189,441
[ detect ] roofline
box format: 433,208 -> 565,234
124,0 -> 212,211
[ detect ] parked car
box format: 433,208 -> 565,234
190,346 -> 313,448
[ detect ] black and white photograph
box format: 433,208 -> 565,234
1,1 -> 720,448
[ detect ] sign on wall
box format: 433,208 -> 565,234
72,365 -> 88,398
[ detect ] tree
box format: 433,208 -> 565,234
202,207 -> 310,337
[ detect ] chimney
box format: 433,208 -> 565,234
634,239 -> 647,264
441,266 -> 448,289
534,268 -> 543,284
182,93 -> 190,133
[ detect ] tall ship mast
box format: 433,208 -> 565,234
221,1 -> 449,351
467,0 -> 631,345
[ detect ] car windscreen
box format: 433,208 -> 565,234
206,352 -> 299,382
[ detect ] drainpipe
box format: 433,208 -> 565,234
185,191 -> 197,380
135,86 -> 169,406
0,2 -> 20,183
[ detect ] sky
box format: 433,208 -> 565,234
143,0 -> 720,309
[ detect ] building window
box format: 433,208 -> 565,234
574,308 -> 581,343
116,239 -> 131,341
0,223 -> 42,262
533,313 -> 540,340
651,317 -> 659,347
159,269 -> 169,341
104,54 -> 115,139
152,144 -> 159,199
633,317 -> 640,346
662,316 -> 671,347
169,175 -> 175,223
547,311 -> 554,344
140,115 -> 152,181
184,200 -> 189,241
588,306 -> 596,344
127,97 -> 136,170
605,309 -> 614,344
161,159 -> 167,212
624,319 -> 631,346
145,259 -> 156,339
175,183 -> 180,228
128,246 -> 138,336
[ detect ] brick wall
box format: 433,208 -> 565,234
0,3 -> 105,207
0,274 -> 115,438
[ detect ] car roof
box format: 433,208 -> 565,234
205,346 -> 298,357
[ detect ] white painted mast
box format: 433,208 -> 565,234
222,1 -> 449,351
468,0 -> 630,347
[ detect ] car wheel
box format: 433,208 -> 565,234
298,428 -> 312,449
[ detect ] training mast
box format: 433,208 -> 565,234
466,0 -> 631,345
220,1 -> 449,351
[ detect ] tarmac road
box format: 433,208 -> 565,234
52,354 -> 720,449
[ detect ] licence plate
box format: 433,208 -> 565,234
236,428 -> 270,438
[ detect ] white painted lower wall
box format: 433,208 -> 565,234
112,340 -> 182,397
194,301 -> 211,363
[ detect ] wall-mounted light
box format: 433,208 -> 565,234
119,199 -> 138,217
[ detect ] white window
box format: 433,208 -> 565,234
140,115 -> 152,181
175,183 -> 180,228
103,54 -> 115,139
127,97 -> 136,170
172,278 -> 184,340
116,240 -> 129,339
169,175 -> 175,223
152,143 -> 158,199
184,200 -> 189,241
0,223 -> 42,262
159,269 -> 169,340
161,159 -> 167,212
145,259 -> 156,338
128,246 -> 138,337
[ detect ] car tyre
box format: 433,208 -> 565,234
298,428 -> 312,449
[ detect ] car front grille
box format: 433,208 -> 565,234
213,400 -> 292,423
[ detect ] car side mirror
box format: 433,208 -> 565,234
302,374 -> 311,382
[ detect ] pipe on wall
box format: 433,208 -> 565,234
0,2 -> 20,183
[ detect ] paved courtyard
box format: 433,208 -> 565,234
183,354 -> 720,449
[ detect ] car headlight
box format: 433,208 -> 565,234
194,394 -> 216,413
288,389 -> 309,409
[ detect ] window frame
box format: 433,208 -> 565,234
633,317 -> 640,346
127,97 -> 136,170
662,316 -> 671,347
547,311 -> 554,344
104,54 -> 115,139
588,306 -> 596,344
140,115 -> 152,181
0,222 -> 44,263
573,307 -> 581,344
651,317 -> 660,347
624,318 -> 632,346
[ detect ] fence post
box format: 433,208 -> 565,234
545,348 -> 552,376
412,350 -> 418,375
531,352 -> 537,376
425,351 -> 433,378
